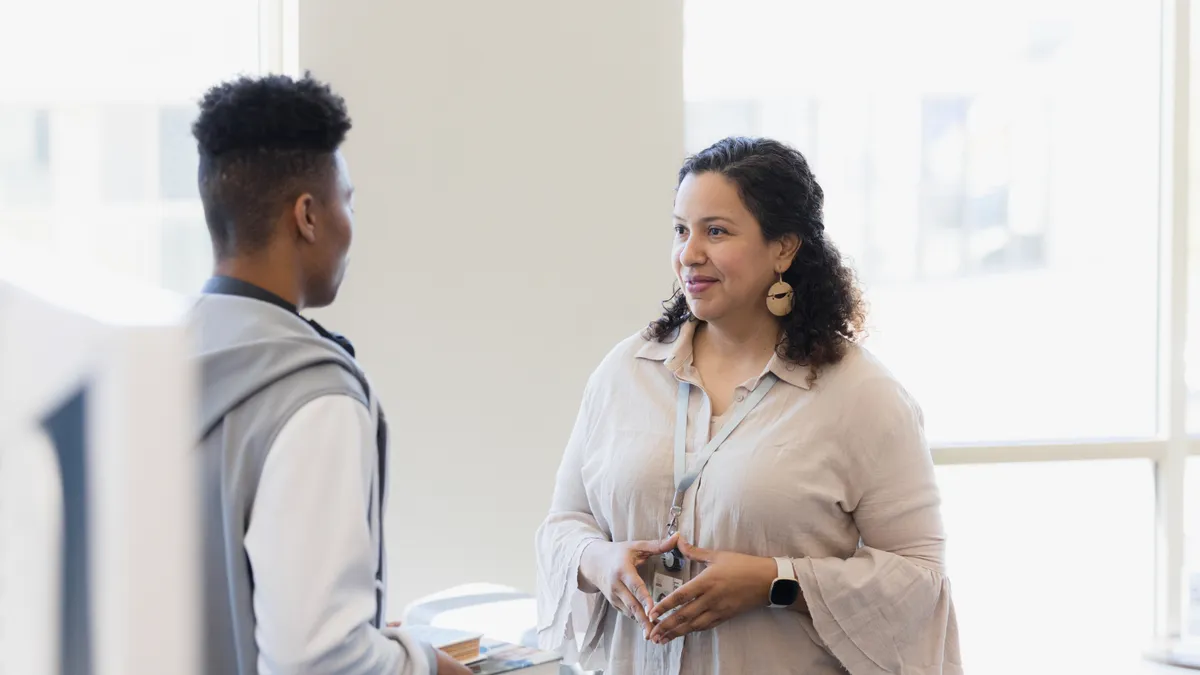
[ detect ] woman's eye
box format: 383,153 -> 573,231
674,224 -> 687,235
708,227 -> 726,237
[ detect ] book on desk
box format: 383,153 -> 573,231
472,638 -> 561,674
400,625 -> 561,674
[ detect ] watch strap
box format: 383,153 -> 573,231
774,556 -> 796,582
769,556 -> 798,608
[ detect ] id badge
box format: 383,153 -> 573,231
652,572 -> 683,607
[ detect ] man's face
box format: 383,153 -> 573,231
300,150 -> 355,308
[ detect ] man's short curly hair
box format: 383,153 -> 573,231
192,73 -> 352,258
647,137 -> 867,384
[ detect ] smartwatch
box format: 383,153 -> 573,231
768,557 -> 800,608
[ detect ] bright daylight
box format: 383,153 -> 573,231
1,1 -> 1199,674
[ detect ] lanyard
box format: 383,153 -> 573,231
664,372 -> 778,537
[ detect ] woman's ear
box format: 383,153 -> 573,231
776,233 -> 801,270
293,193 -> 317,244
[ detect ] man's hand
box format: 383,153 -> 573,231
646,538 -> 776,644
435,649 -> 473,675
579,534 -> 679,636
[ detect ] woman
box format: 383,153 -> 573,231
535,137 -> 962,675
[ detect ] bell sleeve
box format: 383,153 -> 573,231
534,377 -> 609,661
793,377 -> 964,675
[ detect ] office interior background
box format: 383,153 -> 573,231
3,0 -> 1200,673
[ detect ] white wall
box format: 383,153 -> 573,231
299,0 -> 684,614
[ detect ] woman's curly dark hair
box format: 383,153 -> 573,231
647,137 -> 867,383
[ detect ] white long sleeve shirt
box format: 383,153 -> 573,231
535,322 -> 962,675
244,394 -> 435,675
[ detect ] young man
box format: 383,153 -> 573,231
189,74 -> 468,675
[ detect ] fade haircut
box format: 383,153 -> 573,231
192,73 -> 352,258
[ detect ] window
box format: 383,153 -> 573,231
100,106 -> 155,203
685,0 -> 1199,665
0,109 -> 51,211
159,106 -> 203,201
1188,458 -> 1200,638
938,461 -> 1155,674
0,0 -> 263,295
684,0 -> 1162,445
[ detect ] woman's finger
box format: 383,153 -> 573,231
649,574 -> 707,622
632,533 -> 679,557
677,538 -> 716,563
623,569 -> 654,618
688,609 -> 722,633
615,584 -> 651,633
651,607 -> 695,643
648,592 -> 712,643
658,606 -> 720,642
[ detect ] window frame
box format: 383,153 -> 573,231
925,0 -> 1195,649
682,0 -> 1196,653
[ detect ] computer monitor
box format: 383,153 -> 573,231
0,246 -> 199,675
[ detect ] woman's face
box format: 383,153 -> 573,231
672,171 -> 793,325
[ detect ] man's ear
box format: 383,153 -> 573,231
293,193 -> 317,244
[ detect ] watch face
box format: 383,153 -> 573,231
770,578 -> 800,606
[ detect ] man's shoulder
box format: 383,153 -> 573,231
267,362 -> 371,417
279,392 -> 372,432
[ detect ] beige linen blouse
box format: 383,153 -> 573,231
535,320 -> 962,674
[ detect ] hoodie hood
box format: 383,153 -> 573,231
190,294 -> 365,439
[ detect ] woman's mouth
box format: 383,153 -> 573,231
684,277 -> 717,294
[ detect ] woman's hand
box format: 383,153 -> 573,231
646,538 -> 776,644
579,534 -> 679,635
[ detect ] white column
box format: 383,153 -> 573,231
1155,0 -> 1191,653
299,0 -> 684,614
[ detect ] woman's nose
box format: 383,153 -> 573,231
679,236 -> 705,266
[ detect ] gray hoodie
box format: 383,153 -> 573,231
191,293 -> 436,675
